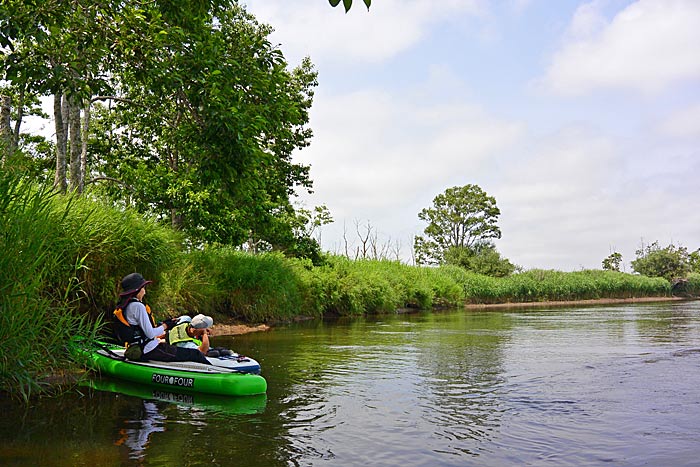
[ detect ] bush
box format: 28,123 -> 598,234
631,241 -> 691,282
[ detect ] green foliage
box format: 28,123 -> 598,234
0,172 -> 101,401
329,0 -> 372,12
684,273 -> 700,297
444,243 -> 518,277
3,1 -> 320,257
415,185 -> 502,265
90,5 -> 318,250
631,241 -> 691,282
602,251 -> 623,271
46,193 -> 183,318
190,248 -> 307,322
452,269 -> 670,304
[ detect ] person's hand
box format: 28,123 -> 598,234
162,317 -> 178,330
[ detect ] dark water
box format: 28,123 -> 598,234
2,301 -> 700,466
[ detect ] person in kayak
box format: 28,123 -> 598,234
167,314 -> 213,356
115,273 -> 210,364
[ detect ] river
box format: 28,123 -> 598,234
2,300 -> 700,466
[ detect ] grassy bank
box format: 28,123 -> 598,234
0,178 -> 686,400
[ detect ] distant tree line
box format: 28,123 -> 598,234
604,242 -> 700,282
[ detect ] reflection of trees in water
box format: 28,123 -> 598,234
115,400 -> 166,462
246,311 -> 514,462
633,302 -> 700,345
412,312 -> 512,452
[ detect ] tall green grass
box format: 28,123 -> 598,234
0,173 -> 184,400
191,248 -> 307,322
0,175 -> 98,401
44,194 -> 183,318
450,269 -> 670,304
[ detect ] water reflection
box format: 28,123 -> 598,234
114,399 -> 165,462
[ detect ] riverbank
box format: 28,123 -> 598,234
464,295 -> 689,310
211,296 -> 694,336
211,322 -> 271,336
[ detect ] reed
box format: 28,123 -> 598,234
0,174 -> 99,401
190,248 -> 307,322
453,269 -> 670,304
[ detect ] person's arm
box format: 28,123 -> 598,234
198,331 -> 210,354
129,302 -> 166,339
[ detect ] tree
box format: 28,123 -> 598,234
329,0 -> 371,13
1,1 -> 238,193
2,1 -> 321,259
88,5 -> 317,248
444,243 -> 517,277
602,252 -> 623,271
689,249 -> 700,274
631,241 -> 691,282
414,185 -> 502,265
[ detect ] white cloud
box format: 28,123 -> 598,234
657,102 -> 700,138
299,86 -> 522,213
494,123 -> 700,270
541,0 -> 700,95
245,0 -> 486,65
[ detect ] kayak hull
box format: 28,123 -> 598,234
86,347 -> 267,397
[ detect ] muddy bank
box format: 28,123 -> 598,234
211,323 -> 270,336
464,296 -> 688,310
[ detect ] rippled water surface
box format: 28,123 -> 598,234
2,301 -> 700,466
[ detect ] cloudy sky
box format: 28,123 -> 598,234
245,0 -> 700,271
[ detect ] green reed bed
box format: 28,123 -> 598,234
0,173 -> 184,400
300,257 -> 465,316
453,269 -> 670,304
191,248 -> 309,322
46,194 -> 183,318
0,175 -> 97,401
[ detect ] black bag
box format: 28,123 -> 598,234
124,343 -> 143,361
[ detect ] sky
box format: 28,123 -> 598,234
242,0 -> 700,271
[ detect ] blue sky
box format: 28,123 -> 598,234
246,0 -> 700,271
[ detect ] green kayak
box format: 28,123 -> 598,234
85,345 -> 267,397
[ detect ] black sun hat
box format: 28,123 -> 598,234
119,273 -> 153,296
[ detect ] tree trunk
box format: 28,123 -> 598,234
80,102 -> 90,193
0,94 -> 11,163
12,86 -> 25,151
69,95 -> 82,192
54,93 -> 68,193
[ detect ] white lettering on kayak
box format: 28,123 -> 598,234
151,373 -> 195,388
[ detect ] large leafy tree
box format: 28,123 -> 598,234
0,0 -> 237,193
631,241 -> 691,282
89,5 -> 318,249
415,184 -> 502,265
2,1 -> 321,257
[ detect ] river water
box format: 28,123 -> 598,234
2,301 -> 700,466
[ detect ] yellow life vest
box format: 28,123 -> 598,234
168,322 -> 198,346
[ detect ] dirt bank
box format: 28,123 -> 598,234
211,323 -> 270,336
464,296 -> 687,310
